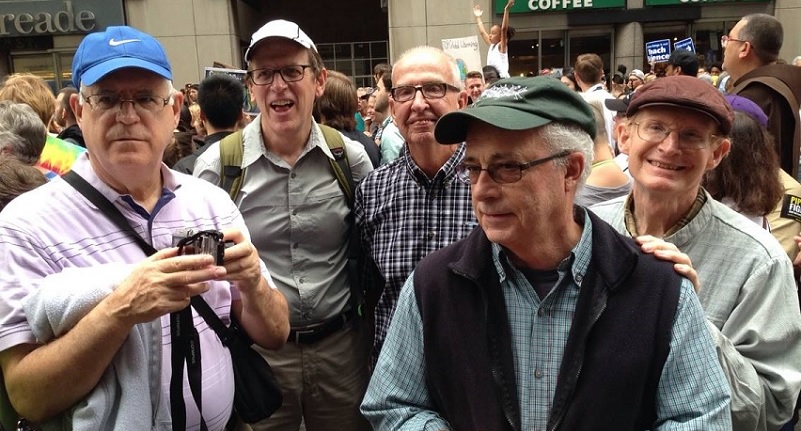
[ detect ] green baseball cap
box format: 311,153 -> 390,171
435,76 -> 596,144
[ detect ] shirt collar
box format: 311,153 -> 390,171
491,206 -> 592,287
241,116 -> 335,168
623,188 -> 707,237
402,142 -> 466,186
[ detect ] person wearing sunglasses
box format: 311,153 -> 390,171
723,13 -> 801,182
592,75 -> 801,431
362,76 -> 731,430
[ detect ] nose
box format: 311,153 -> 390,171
657,130 -> 682,152
116,100 -> 140,123
270,73 -> 289,91
470,168 -> 500,201
410,88 -> 430,111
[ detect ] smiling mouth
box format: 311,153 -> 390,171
270,100 -> 294,111
649,160 -> 684,171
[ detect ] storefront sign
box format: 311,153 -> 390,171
0,0 -> 124,37
645,0 -> 770,5
499,0 -> 626,14
646,39 -> 672,63
674,37 -> 695,53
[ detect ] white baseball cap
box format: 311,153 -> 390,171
245,19 -> 317,63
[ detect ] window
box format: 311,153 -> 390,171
317,40 -> 388,88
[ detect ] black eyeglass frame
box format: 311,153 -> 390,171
390,82 -> 461,102
456,150 -> 573,185
247,65 -> 313,86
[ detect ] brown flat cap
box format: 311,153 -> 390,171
626,75 -> 733,134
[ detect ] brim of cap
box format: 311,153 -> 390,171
435,106 -> 551,144
79,57 -> 172,87
245,36 -> 314,61
604,98 -> 629,113
636,102 -> 723,128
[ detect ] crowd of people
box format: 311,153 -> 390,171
0,10 -> 799,431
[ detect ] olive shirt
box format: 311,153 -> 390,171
194,117 -> 373,327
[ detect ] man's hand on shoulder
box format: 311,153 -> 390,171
637,235 -> 700,293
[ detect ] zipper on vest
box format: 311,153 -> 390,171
475,280 -> 518,431
548,300 -> 607,431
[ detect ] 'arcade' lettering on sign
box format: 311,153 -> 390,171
0,1 -> 96,36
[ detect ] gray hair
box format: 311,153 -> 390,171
394,46 -> 464,90
538,122 -> 595,186
0,101 -> 47,165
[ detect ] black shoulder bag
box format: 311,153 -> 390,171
62,171 -> 283,426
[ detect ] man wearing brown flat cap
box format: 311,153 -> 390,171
591,75 -> 801,431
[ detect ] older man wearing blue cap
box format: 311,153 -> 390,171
362,76 -> 731,431
0,26 -> 289,430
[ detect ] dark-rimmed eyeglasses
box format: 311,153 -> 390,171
455,150 -> 572,185
390,82 -> 460,102
632,120 -> 717,150
81,93 -> 173,114
721,35 -> 747,48
247,65 -> 312,86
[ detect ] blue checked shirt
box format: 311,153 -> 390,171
354,144 -> 477,365
362,210 -> 732,430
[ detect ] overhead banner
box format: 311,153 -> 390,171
441,36 -> 482,80
499,0 -> 625,14
646,39 -> 671,63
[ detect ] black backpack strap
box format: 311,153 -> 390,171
62,171 -> 157,255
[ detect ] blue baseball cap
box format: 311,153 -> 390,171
72,26 -> 172,88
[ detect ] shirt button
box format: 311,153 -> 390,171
292,209 -> 298,216
291,172 -> 297,179
299,278 -> 305,284
575,274 -> 583,284
538,308 -> 545,317
293,243 -> 299,249
535,369 -> 544,379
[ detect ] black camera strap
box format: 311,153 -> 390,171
62,171 -> 208,431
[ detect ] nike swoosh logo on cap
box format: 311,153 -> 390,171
109,38 -> 141,46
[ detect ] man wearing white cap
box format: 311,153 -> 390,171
194,19 -> 372,430
0,25 -> 289,430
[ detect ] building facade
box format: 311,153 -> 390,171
0,0 -> 797,90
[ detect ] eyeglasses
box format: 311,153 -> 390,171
81,92 -> 173,114
247,65 -> 313,86
455,150 -> 572,185
721,35 -> 747,48
632,120 -> 717,150
390,83 -> 460,102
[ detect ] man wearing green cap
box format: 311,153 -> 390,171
361,76 -> 731,430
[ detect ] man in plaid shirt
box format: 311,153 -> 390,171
354,46 -> 477,367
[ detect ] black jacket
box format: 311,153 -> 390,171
413,210 -> 681,431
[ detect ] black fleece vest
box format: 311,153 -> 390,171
413,212 -> 681,431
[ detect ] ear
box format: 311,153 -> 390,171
616,120 -> 632,154
72,93 -> 85,127
171,92 -> 184,129
457,89 -> 469,109
564,151 -> 586,192
314,68 -> 328,99
706,138 -> 731,170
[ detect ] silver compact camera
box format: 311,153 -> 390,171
172,228 -> 225,265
